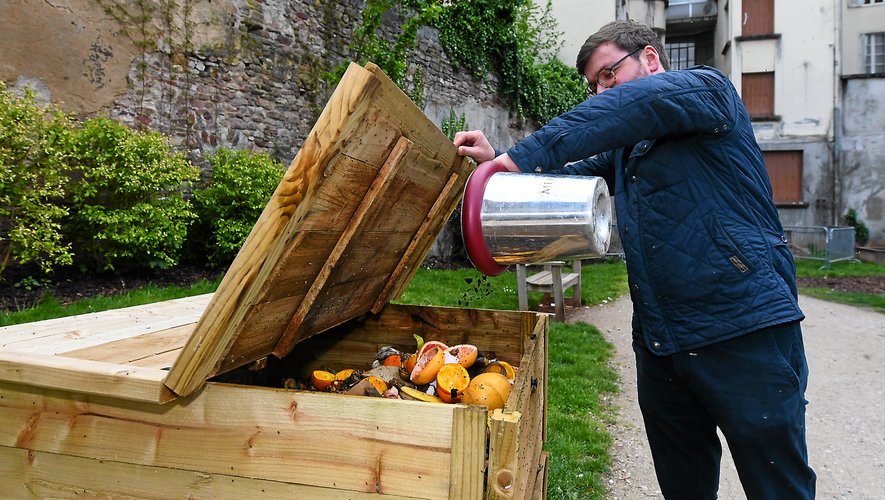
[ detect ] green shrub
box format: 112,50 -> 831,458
66,117 -> 199,272
0,83 -> 74,280
191,148 -> 285,267
844,208 -> 870,246
522,58 -> 588,124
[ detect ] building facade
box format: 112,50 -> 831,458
548,0 -> 884,245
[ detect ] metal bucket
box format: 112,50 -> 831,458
462,161 -> 612,276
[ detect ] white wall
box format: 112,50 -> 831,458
842,1 -> 885,75
545,0 -> 617,67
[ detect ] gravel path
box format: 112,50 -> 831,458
567,294 -> 885,499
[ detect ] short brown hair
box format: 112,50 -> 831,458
576,20 -> 671,75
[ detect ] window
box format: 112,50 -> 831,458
666,42 -> 696,70
863,0 -> 884,4
763,151 -> 803,204
865,33 -> 885,73
742,0 -> 774,36
742,72 -> 775,119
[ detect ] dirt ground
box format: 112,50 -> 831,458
569,294 -> 885,499
0,265 -> 223,312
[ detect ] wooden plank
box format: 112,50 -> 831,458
511,323 -> 548,499
62,323 -> 194,369
274,135 -> 414,358
485,312 -> 547,499
0,381 -> 460,498
0,351 -> 174,403
364,63 -> 466,171
0,446 -> 421,499
448,405 -> 487,500
372,172 -> 461,314
487,410 -> 522,499
532,452 -> 550,500
297,148 -> 453,235
164,62 -> 382,397
362,304 -> 528,364
388,174 -> 467,303
0,294 -> 210,355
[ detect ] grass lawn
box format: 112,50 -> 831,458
795,259 -> 885,313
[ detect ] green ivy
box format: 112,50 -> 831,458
327,0 -> 442,107
335,0 -> 584,125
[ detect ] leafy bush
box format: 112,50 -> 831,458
66,117 -> 199,272
191,148 -> 285,267
522,58 -> 588,124
844,208 -> 870,246
0,83 -> 74,280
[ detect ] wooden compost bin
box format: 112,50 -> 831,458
0,63 -> 549,499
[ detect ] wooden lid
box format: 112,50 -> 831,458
163,63 -> 473,397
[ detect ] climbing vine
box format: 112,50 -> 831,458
335,0 -> 585,125
92,0 -> 194,134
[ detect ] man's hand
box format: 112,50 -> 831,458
453,130 -> 495,163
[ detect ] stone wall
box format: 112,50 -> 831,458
1,0 -> 530,262
1,0 -> 523,162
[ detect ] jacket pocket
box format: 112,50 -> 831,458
709,211 -> 755,276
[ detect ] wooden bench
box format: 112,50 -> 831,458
516,260 -> 582,322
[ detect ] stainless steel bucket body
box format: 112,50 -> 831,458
462,161 -> 612,276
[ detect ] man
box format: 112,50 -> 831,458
454,20 -> 816,500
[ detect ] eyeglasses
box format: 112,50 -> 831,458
586,47 -> 643,97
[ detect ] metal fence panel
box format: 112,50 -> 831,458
783,226 -> 856,267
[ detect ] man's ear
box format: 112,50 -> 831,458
644,45 -> 662,73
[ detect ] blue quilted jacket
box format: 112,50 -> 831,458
507,66 -> 804,355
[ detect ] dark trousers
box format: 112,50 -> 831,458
634,321 -> 816,499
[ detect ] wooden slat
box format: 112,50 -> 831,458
62,324 -> 194,369
274,303 -> 534,384
0,294 -> 209,354
487,410 -> 522,499
532,452 -> 550,500
511,319 -> 548,499
0,446 -> 422,499
0,380 -> 464,498
163,62 -> 382,397
0,351 -> 173,403
484,312 -> 547,500
274,135 -> 414,358
448,405 -> 487,499
372,172 -> 461,313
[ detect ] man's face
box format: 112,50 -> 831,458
583,41 -> 650,96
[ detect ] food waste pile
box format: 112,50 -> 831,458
284,337 -> 515,412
